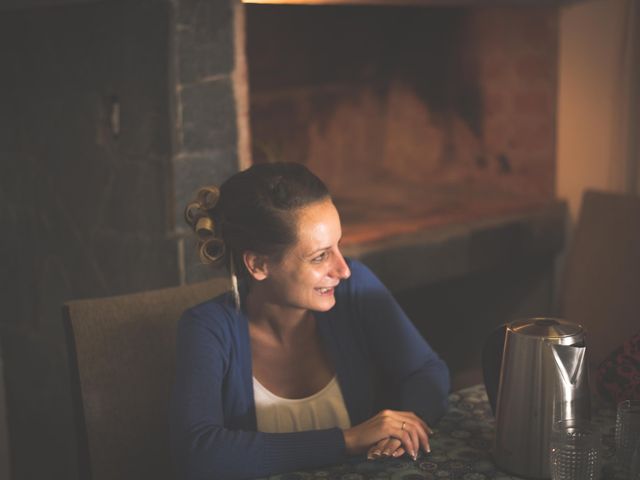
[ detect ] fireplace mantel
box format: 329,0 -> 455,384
342,200 -> 566,292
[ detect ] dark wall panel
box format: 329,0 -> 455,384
0,2 -> 176,479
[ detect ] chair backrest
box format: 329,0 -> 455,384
559,190 -> 640,370
63,278 -> 230,480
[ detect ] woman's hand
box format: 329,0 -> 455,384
366,438 -> 404,460
342,409 -> 432,460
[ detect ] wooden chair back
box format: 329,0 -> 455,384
559,190 -> 640,369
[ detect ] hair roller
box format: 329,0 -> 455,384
184,201 -> 203,228
197,186 -> 220,211
195,216 -> 215,239
199,237 -> 225,264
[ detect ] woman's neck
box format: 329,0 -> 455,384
245,286 -> 314,345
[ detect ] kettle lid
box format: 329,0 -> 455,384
509,317 -> 583,340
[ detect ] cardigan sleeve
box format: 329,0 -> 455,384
170,306 -> 346,480
347,260 -> 450,426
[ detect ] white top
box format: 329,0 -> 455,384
253,375 -> 352,433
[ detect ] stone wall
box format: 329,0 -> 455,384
171,0 -> 248,283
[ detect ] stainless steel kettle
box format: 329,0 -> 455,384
493,318 -> 591,479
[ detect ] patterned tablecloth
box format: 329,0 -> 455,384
264,384 -> 625,480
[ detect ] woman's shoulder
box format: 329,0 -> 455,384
333,258 -> 388,309
343,257 -> 383,288
344,257 -> 369,276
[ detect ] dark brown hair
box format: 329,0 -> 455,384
184,162 -> 330,279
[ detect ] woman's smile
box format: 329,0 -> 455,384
315,286 -> 337,296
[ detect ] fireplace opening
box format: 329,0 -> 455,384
245,4 -> 558,245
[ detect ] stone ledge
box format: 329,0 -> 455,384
342,200 -> 566,291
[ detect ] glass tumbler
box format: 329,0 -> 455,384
616,400 -> 640,472
550,419 -> 602,480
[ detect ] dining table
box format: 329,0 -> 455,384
262,384 -> 626,480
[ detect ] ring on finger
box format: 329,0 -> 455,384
401,421 -> 406,431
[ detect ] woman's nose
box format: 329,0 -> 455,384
332,249 -> 351,279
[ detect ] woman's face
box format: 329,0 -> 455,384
260,198 -> 351,312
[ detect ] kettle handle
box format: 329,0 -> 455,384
481,324 -> 507,416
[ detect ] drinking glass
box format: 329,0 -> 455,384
616,400 -> 640,473
550,419 -> 602,480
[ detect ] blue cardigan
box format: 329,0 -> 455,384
170,259 -> 450,480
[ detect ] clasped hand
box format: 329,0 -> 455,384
342,409 -> 432,461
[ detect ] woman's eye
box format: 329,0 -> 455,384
312,252 -> 328,263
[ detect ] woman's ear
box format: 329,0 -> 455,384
243,251 -> 269,281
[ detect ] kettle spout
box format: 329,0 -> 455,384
550,343 -> 587,386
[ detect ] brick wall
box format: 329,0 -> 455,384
246,5 -> 558,226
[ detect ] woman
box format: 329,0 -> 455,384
170,162 -> 450,480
